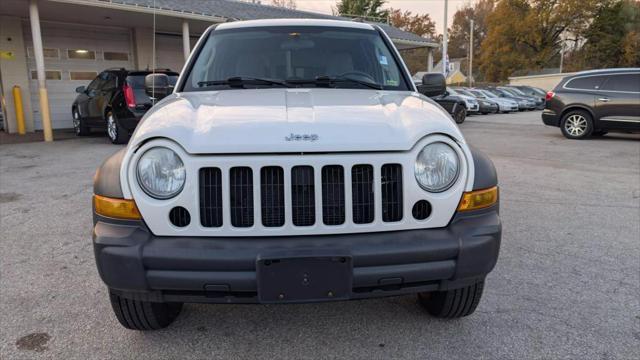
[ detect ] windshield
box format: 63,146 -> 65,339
502,88 -> 523,97
183,26 -> 409,91
468,90 -> 485,98
507,87 -> 526,96
488,89 -> 506,97
530,87 -> 546,96
457,89 -> 474,97
480,90 -> 498,99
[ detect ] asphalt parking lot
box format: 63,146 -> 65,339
1,110 -> 639,359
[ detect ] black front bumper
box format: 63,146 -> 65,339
479,103 -> 498,113
93,207 -> 501,304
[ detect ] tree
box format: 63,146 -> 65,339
478,0 -> 598,82
570,0 -> 640,70
621,30 -> 640,67
388,8 -> 437,75
335,0 -> 389,21
447,0 -> 495,60
388,8 -> 436,38
271,0 -> 296,9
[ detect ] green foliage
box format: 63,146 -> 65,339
335,0 -> 389,21
389,8 -> 436,38
568,0 -> 640,70
448,0 -> 495,60
477,0 -> 598,82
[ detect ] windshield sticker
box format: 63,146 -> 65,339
379,55 -> 388,65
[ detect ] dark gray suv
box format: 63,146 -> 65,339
542,68 -> 640,139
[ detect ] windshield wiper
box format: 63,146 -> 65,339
198,77 -> 293,88
287,75 -> 383,90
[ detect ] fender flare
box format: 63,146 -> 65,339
94,148 -> 126,198
469,145 -> 497,190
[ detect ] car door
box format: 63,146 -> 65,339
594,73 -> 640,131
77,76 -> 101,121
87,72 -> 111,125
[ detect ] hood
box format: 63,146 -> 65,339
130,89 -> 464,154
458,95 -> 478,103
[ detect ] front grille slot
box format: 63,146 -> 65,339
199,167 -> 223,227
229,167 -> 254,227
260,166 -> 285,227
381,164 -> 403,222
352,165 -> 375,224
321,165 -> 345,225
291,166 -> 315,226
198,162 -> 407,231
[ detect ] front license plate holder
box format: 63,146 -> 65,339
257,256 -> 352,303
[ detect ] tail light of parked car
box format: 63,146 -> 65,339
545,91 -> 555,101
123,83 -> 136,108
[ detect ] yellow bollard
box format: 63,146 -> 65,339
39,87 -> 53,142
12,86 -> 26,135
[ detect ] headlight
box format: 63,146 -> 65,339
137,147 -> 186,199
414,142 -> 460,192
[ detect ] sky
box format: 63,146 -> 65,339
289,0 -> 475,35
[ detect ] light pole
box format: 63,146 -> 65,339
443,0 -> 448,76
468,19 -> 474,86
559,34 -> 564,73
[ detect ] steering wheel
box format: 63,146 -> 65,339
336,71 -> 376,82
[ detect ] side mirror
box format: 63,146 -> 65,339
417,73 -> 446,97
75,86 -> 86,94
145,73 -> 171,101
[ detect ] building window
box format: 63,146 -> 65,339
27,47 -> 59,59
67,49 -> 96,60
30,70 -> 62,80
103,51 -> 129,61
70,71 -> 98,80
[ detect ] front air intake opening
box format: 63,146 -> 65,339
169,206 -> 191,227
412,200 -> 432,220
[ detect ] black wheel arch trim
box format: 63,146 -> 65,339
94,148 -> 126,198
468,145 -> 498,190
560,105 -> 595,122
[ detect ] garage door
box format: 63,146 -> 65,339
154,34 -> 198,74
23,22 -> 133,130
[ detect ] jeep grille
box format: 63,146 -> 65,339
198,164 -> 403,228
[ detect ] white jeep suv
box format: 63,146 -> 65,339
92,19 -> 501,330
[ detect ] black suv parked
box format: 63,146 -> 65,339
72,68 -> 178,144
543,68 -> 640,139
415,76 -> 467,124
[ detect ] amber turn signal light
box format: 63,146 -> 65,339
457,186 -> 498,211
93,195 -> 141,220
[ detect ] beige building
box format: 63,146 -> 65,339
509,72 -> 575,91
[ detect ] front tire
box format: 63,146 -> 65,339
106,111 -> 129,144
560,110 -> 593,139
418,280 -> 484,318
453,106 -> 466,124
109,291 -> 183,330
